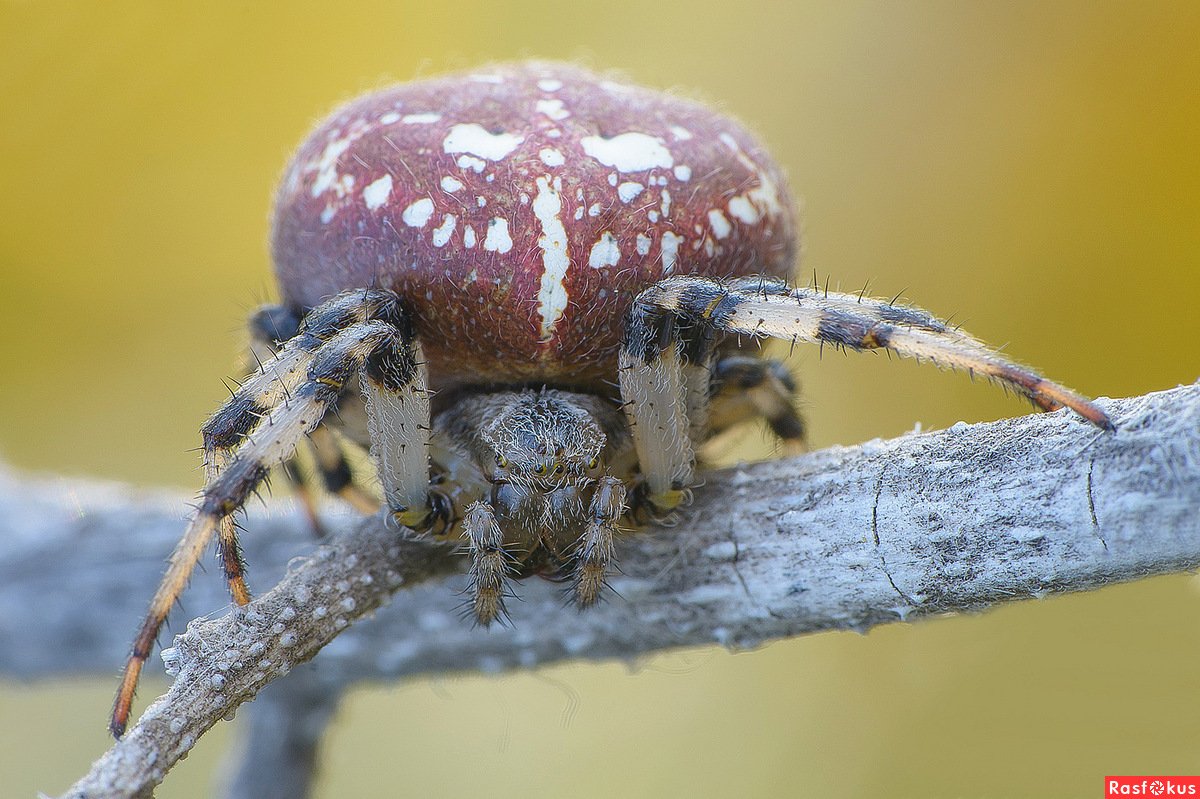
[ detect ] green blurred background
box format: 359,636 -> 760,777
2,2 -> 1197,796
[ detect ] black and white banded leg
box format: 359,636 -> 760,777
249,304 -> 380,524
112,288 -> 434,737
707,354 -> 806,453
619,274 -> 1114,513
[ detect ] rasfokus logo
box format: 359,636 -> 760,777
1106,777 -> 1200,796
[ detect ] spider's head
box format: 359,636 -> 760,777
481,390 -> 606,493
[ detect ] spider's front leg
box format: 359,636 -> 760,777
248,304 -> 381,526
111,289 -> 435,738
195,292 -> 403,603
620,275 -> 1114,513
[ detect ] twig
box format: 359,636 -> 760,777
1,383 -> 1192,798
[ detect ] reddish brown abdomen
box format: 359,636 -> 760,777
272,63 -> 798,392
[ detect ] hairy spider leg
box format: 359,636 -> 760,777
618,309 -> 694,511
202,330 -> 316,607
707,354 -> 807,454
279,456 -> 328,537
572,475 -> 626,607
360,310 -> 436,530
194,290 -> 409,605
463,501 -> 514,626
111,318 -> 405,738
621,274 -> 1114,511
250,304 -> 381,520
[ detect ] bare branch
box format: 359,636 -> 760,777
2,383 -> 1192,799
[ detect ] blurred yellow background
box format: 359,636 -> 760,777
1,2 -> 1197,797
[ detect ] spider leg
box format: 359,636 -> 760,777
708,355 -> 806,454
203,292 -> 393,451
249,303 -> 381,522
249,302 -> 327,535
679,318 -> 718,454
463,500 -> 514,626
621,274 -> 1113,511
111,318 -> 404,738
308,425 -> 380,515
572,476 -> 626,607
618,306 -> 694,511
280,456 -> 328,537
361,314 -> 437,530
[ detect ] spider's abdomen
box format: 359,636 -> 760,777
272,62 -> 797,391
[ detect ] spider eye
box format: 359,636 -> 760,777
554,463 -> 564,474
495,454 -> 507,468
534,463 -> 548,475
587,457 -> 599,469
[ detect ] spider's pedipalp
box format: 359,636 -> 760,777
572,475 -> 626,608
464,500 -> 514,626
111,317 -> 404,738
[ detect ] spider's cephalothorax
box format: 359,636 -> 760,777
436,388 -> 632,623
110,62 -> 1114,737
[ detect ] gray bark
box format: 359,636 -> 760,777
0,383 -> 1192,798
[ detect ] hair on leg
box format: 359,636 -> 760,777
618,307 -> 695,513
360,307 -> 437,529
111,316 -> 405,738
463,501 -> 513,626
572,476 -> 626,607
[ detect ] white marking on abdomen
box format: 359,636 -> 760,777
483,218 -> 513,253
363,175 -> 393,211
401,198 -> 434,227
443,123 -> 524,161
432,214 -> 456,247
532,175 -> 571,340
661,231 -> 683,274
581,133 -> 673,172
536,98 -> 570,121
588,231 -> 620,268
618,182 -> 645,203
708,209 -> 732,239
728,196 -> 760,224
456,155 -> 487,173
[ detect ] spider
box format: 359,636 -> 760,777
110,62 -> 1112,737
